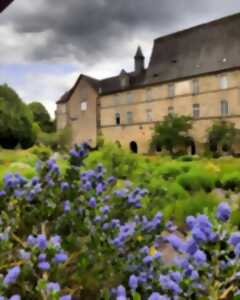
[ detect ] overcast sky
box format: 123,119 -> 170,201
1,0 -> 240,117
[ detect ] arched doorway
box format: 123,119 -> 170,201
190,140 -> 196,155
130,141 -> 138,153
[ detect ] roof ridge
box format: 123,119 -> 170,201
154,11 -> 240,43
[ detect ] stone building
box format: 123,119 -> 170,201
56,13 -> 240,154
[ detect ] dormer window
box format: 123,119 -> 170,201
120,69 -> 129,89
220,75 -> 228,90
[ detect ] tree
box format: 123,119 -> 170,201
0,84 -> 36,149
150,114 -> 193,155
28,102 -> 55,133
207,120 -> 239,155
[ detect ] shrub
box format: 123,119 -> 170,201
0,145 -> 239,299
163,191 -> 220,226
157,164 -> 186,180
177,169 -> 216,192
177,155 -> 200,162
37,131 -> 58,150
31,145 -> 52,161
221,171 -> 240,191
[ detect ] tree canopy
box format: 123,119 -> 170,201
0,84 -> 36,149
208,120 -> 239,154
28,102 -> 55,133
150,114 -> 193,155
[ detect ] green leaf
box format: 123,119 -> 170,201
132,292 -> 141,300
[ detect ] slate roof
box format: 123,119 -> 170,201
57,12 -> 240,104
146,12 -> 240,85
57,74 -> 99,104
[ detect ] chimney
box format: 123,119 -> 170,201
134,46 -> 145,74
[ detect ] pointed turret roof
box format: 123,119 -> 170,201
135,46 -> 144,59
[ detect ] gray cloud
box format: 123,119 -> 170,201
2,0 -> 240,69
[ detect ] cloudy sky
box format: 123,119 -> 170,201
1,0 -> 240,117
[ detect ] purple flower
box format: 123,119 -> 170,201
94,216 -> 101,224
61,182 -> 69,192
46,282 -> 61,294
88,197 -> 96,209
159,275 -> 181,294
19,250 -> 31,261
96,183 -> 104,195
185,239 -> 198,255
194,250 -> 207,266
37,234 -> 48,250
186,216 -> 196,230
64,201 -> 71,213
192,227 -> 207,244
129,275 -> 138,290
235,243 -> 240,257
101,205 -> 110,215
116,285 -> 126,300
216,202 -> 231,222
3,266 -> 20,286
38,261 -> 50,271
60,296 -> 72,300
166,235 -> 185,252
9,296 -> 21,300
27,235 -> 36,246
228,232 -> 240,247
143,256 -> 153,264
54,252 -> 68,264
0,191 -> 6,197
70,149 -> 79,158
148,292 -> 163,300
38,253 -> 47,262
50,235 -> 61,248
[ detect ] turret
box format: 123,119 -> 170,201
134,46 -> 145,74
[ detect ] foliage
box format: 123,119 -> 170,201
31,145 -> 52,161
208,120 -> 239,155
177,169 -> 216,193
221,171 -> 240,191
28,102 -> 55,133
0,145 -> 240,299
150,114 -> 193,155
57,127 -> 72,152
0,84 -> 36,149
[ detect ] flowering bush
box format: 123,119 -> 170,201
0,144 -> 240,299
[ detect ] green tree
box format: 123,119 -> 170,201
0,84 -> 36,149
28,101 -> 55,133
150,114 -> 193,155
208,120 -> 239,155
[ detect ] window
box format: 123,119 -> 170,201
168,106 -> 174,115
127,92 -> 133,104
192,103 -> 200,118
115,113 -> 121,126
220,75 -> 228,90
145,88 -> 152,101
221,100 -> 229,116
146,109 -> 153,122
126,111 -> 133,124
80,101 -> 87,111
168,83 -> 175,98
192,79 -> 199,95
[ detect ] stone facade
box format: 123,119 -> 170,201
56,13 -> 240,154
